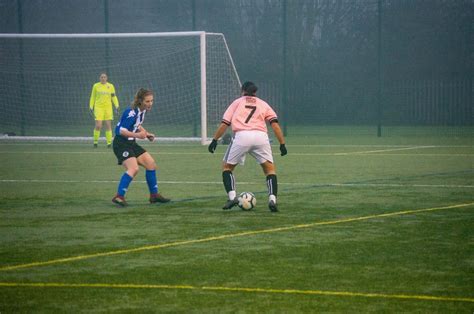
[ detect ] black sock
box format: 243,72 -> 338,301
222,170 -> 235,193
266,174 -> 278,196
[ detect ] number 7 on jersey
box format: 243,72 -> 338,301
244,105 -> 257,123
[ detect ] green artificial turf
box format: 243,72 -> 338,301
0,132 -> 473,312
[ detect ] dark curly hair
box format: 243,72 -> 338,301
241,81 -> 258,96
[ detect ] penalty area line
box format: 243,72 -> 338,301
0,202 -> 473,272
0,282 -> 473,303
333,145 -> 436,155
0,179 -> 472,189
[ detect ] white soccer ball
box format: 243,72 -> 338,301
238,192 -> 256,211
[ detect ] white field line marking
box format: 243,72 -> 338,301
334,146 -> 436,155
289,153 -> 473,157
0,151 -> 472,157
0,282 -> 473,303
0,142 -> 472,148
0,179 -> 472,189
0,151 -> 209,155
284,144 -> 473,148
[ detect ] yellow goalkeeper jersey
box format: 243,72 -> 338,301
89,82 -> 119,110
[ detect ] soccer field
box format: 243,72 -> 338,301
0,133 -> 473,312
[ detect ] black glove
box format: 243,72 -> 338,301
89,108 -> 95,118
208,139 -> 218,153
280,144 -> 287,156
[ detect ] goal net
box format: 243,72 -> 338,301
0,32 -> 241,144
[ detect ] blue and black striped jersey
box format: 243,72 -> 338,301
115,107 -> 147,140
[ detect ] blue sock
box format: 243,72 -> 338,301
117,173 -> 133,197
146,169 -> 158,194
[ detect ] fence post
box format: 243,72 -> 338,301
281,0 -> 288,136
17,0 -> 26,136
377,0 -> 383,137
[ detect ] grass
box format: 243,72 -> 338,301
0,132 -> 473,312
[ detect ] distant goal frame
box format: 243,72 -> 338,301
0,31 -> 241,145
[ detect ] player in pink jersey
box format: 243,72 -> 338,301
208,81 -> 287,212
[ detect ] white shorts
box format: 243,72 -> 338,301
223,130 -> 273,165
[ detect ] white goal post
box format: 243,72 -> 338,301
0,32 -> 241,144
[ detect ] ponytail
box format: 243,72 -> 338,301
132,88 -> 153,109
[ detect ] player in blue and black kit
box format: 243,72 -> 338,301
112,88 -> 170,206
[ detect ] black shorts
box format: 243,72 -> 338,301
113,136 -> 147,165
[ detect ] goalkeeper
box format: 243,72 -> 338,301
89,73 -> 120,148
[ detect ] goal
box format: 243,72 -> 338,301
0,32 -> 241,144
